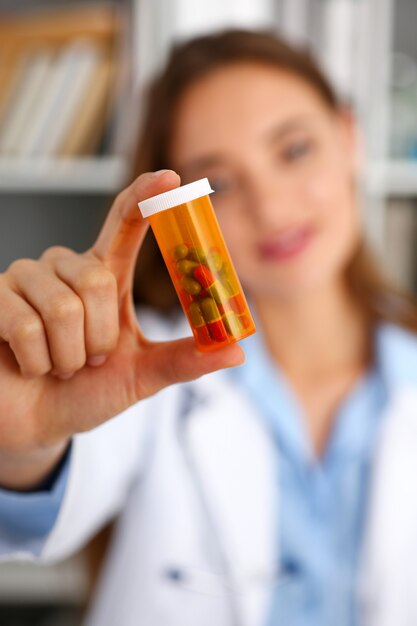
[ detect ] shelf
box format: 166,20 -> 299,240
367,160 -> 417,197
0,555 -> 87,604
0,156 -> 129,194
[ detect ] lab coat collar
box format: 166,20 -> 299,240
358,386 -> 417,625
375,322 -> 417,394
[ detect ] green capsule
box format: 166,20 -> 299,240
173,244 -> 189,261
207,248 -> 224,272
181,276 -> 202,295
222,310 -> 242,336
188,302 -> 205,327
207,279 -> 229,305
176,259 -> 199,275
220,264 -> 240,297
200,297 -> 221,323
189,246 -> 207,264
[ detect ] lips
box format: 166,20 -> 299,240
257,226 -> 314,262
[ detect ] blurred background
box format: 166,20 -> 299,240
0,0 -> 416,624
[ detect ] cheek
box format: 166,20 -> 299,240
215,211 -> 254,275
307,172 -> 360,256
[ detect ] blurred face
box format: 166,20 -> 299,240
168,62 -> 361,301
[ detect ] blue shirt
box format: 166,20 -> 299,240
229,323 -> 416,626
0,443 -> 71,557
1,323 -> 417,626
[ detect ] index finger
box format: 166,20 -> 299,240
92,170 -> 181,283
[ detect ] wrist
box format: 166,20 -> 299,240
0,440 -> 70,492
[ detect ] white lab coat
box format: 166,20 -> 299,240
5,316 -> 417,626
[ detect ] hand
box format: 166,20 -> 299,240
0,170 -> 244,488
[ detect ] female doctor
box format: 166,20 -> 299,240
1,29 -> 417,626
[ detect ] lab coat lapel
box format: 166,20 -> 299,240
359,387 -> 417,626
185,373 -> 277,626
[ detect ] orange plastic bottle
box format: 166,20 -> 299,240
138,178 -> 256,352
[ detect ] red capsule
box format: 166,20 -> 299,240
229,292 -> 246,315
238,313 -> 251,329
188,302 -> 212,345
193,264 -> 216,289
200,297 -> 228,342
195,325 -> 212,345
208,320 -> 228,342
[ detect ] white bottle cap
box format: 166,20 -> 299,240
138,177 -> 213,218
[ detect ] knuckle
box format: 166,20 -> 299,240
76,267 -> 117,296
44,294 -> 84,324
11,314 -> 44,343
41,245 -> 72,261
7,258 -> 37,278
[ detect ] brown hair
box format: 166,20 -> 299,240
133,29 -> 417,332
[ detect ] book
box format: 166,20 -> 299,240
18,40 -> 102,157
58,57 -> 115,156
0,4 -> 119,47
0,44 -> 20,128
0,49 -> 54,155
0,3 -> 122,158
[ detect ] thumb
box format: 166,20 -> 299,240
92,170 -> 180,290
136,338 -> 246,399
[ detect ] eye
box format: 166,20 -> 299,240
281,139 -> 313,163
209,175 -> 237,195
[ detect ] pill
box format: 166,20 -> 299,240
220,267 -> 246,314
188,302 -> 212,345
229,292 -> 246,314
193,264 -> 217,289
181,276 -> 202,295
222,310 -> 242,336
200,297 -> 228,342
207,280 -> 230,305
189,247 -> 207,263
173,244 -> 189,261
189,302 -> 205,327
200,297 -> 220,322
194,325 -> 212,345
177,259 -> 199,275
207,247 -> 223,272
238,313 -> 251,329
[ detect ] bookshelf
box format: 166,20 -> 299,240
0,156 -> 128,193
368,160 -> 417,197
0,2 -> 135,195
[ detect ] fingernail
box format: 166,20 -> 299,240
151,169 -> 171,177
87,355 -> 107,367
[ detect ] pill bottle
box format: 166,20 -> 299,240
138,178 -> 256,352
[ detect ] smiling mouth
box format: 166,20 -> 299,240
257,226 -> 314,262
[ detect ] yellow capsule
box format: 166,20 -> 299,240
173,244 -> 189,261
177,259 -> 199,275
181,276 -> 202,295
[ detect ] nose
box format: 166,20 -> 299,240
245,175 -> 288,229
